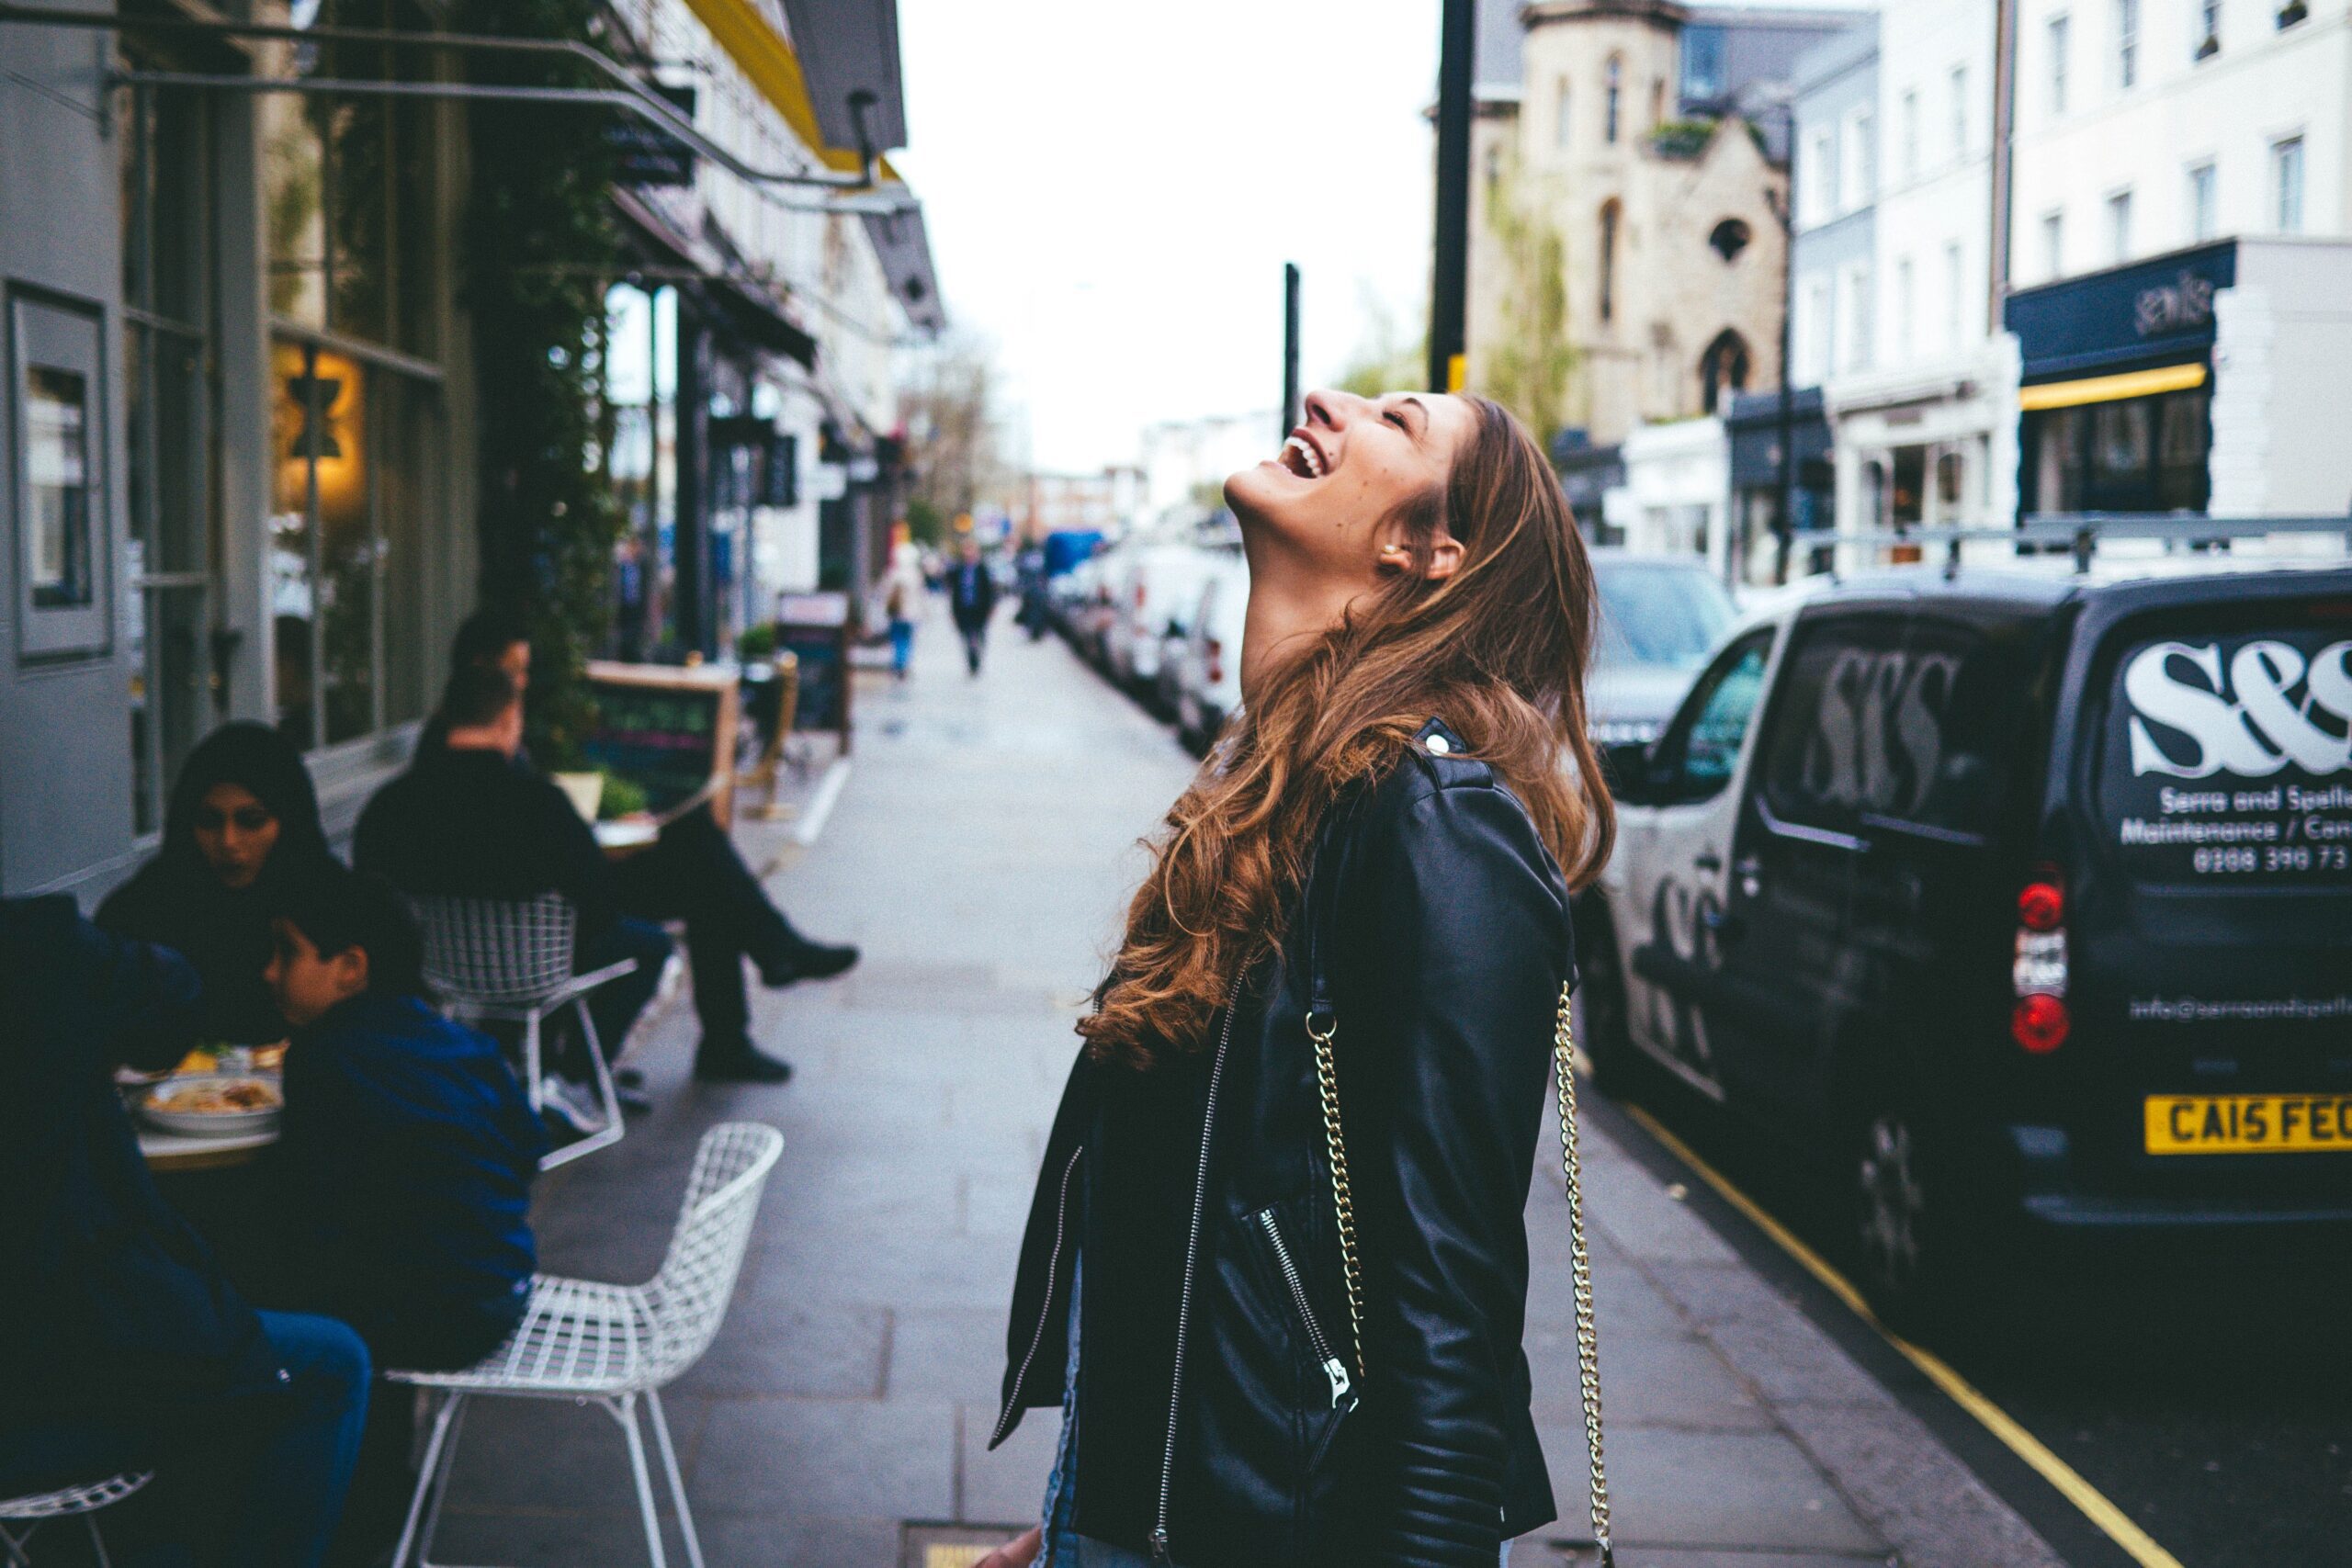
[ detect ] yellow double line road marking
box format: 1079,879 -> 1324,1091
1623,1103 -> 2187,1568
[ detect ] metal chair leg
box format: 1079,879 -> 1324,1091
0,1523 -> 33,1568
645,1388 -> 707,1568
523,1009 -> 545,1114
84,1513 -> 112,1568
391,1390 -> 469,1568
605,1393 -> 670,1568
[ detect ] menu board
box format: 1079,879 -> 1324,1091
2098,627 -> 2352,886
774,592 -> 853,752
582,662 -> 741,825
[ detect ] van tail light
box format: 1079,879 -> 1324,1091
2012,994 -> 2071,1054
2011,864 -> 2069,1053
1204,637 -> 1224,685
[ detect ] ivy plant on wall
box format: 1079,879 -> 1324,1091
457,0 -> 625,766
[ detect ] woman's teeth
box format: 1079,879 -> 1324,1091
1280,434 -> 1326,479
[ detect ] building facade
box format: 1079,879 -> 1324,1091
2003,0 -> 2352,525
0,0 -> 933,903
1821,0 -> 2022,558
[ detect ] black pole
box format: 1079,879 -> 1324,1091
1281,262 -> 1302,440
1773,103 -> 1797,588
1429,0 -> 1474,393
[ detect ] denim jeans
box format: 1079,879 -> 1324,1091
0,1311 -> 369,1568
889,618 -> 916,675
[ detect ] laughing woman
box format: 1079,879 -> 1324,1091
981,391 -> 1614,1568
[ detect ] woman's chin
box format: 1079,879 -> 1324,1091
1223,462 -> 1288,525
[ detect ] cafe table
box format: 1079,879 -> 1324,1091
140,1122 -> 277,1174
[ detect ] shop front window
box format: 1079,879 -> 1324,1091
260,5 -> 443,754
2024,385 -> 2211,515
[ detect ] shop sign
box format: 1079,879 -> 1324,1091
2134,270 -> 2216,338
2007,241 -> 2237,379
608,84 -> 698,188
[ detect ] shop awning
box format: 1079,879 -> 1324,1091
678,0 -> 904,180
2018,361 -> 2206,413
611,186 -> 820,368
862,208 -> 944,336
778,0 -> 906,154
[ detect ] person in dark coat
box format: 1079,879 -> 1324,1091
947,536 -> 1000,675
391,608 -> 859,1083
265,862 -> 547,1370
0,896 -> 369,1568
354,662 -> 673,1089
97,722 -> 338,1044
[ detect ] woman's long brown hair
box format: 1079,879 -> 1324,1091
1080,396 -> 1614,1068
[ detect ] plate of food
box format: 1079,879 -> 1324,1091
141,1074 -> 284,1139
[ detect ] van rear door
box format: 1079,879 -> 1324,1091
2067,580 -> 2352,1172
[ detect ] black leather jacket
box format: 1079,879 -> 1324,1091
992,718 -> 1574,1567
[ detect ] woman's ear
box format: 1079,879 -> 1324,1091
1422,532 -> 1465,582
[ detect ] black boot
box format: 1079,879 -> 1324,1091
754,936 -> 859,988
694,1038 -> 794,1084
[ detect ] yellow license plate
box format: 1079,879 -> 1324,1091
2145,1094 -> 2352,1155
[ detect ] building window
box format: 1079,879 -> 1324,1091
1599,199 -> 1621,321
2197,0 -> 2222,56
262,68 -> 442,752
1604,56 -> 1623,144
2187,161 -> 2218,242
119,80 -> 218,836
1803,127 -> 1833,222
2025,389 -> 2211,513
1708,218 -> 1752,261
1943,240 -> 1963,348
2273,135 -> 2305,231
1682,25 -> 1727,101
1950,64 -> 1969,157
2107,188 -> 2133,261
2048,16 -> 2070,115
1841,263 -> 1874,371
2041,209 -> 2065,278
1841,107 -> 1876,209
2117,0 -> 2140,87
1901,89 -> 1920,180
1700,330 -> 1750,413
1555,76 -> 1573,148
1803,276 -> 1834,383
1896,255 -> 1916,360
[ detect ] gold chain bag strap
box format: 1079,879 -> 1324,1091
1307,980 -> 1615,1567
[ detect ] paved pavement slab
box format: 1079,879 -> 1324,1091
431,607 -> 2063,1567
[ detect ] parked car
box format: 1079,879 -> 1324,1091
1055,553 -> 1119,666
1587,547 -> 1737,748
1580,561 -> 2352,1326
1104,544 -> 1219,699
1170,551 -> 1250,753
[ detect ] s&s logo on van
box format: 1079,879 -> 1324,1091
2107,633 -> 2352,886
2124,638 -> 2352,780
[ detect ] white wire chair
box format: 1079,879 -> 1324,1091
384,1121 -> 784,1568
411,892 -> 639,1170
0,1472 -> 151,1568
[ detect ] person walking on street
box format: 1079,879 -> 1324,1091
948,536 -> 999,676
884,527 -> 927,681
978,390 -> 1614,1568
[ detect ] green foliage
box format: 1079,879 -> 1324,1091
736,621 -> 778,660
1476,151 -> 1577,450
1647,118 -> 1720,161
904,496 -> 949,548
596,773 -> 650,821
456,0 -> 625,769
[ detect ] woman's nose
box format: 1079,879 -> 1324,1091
1302,389 -> 1347,429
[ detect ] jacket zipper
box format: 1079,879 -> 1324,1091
1151,979 -> 1243,1566
1256,1209 -> 1356,1412
989,1143 -> 1085,1449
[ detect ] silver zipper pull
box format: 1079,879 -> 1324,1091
1149,1527 -> 1174,1563
1322,1356 -> 1354,1409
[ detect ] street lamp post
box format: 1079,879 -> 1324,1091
1428,0 -> 1474,393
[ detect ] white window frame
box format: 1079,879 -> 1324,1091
1895,254 -> 1916,361
1901,88 -> 1920,181
2041,209 -> 2064,280
2272,134 -> 2305,232
2187,160 -> 2217,243
2116,0 -> 2140,88
2107,186 -> 2134,262
2048,15 -> 2071,117
1950,64 -> 1969,158
1942,240 -> 1963,351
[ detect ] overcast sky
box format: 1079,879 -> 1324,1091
893,0 -> 1442,475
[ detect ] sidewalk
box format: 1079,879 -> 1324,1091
429,607 -> 2065,1568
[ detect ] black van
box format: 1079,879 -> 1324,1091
1580,563 -> 2352,1320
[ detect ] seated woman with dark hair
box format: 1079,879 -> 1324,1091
265,861 -> 547,1371
98,722 -> 338,1044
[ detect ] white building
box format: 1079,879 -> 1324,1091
1619,416 -> 1733,573
1139,412 -> 1279,525
2003,0 -> 2352,524
1823,0 -> 2022,554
